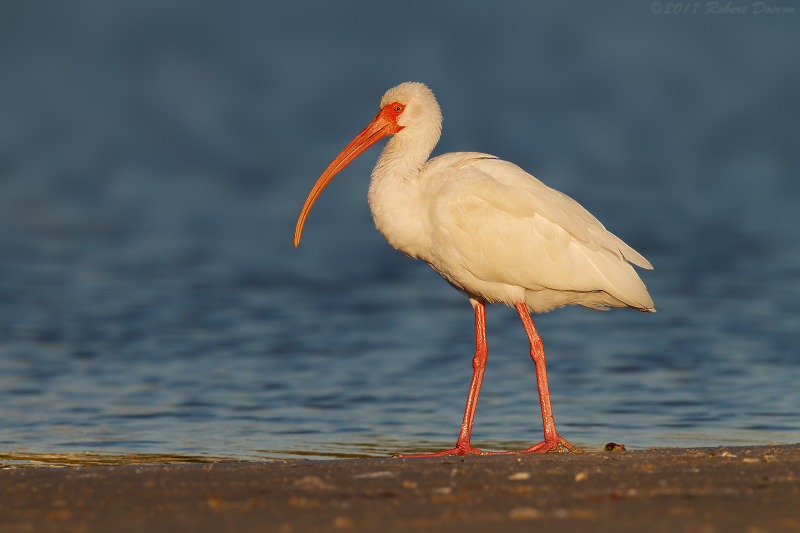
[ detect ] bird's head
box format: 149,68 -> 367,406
294,82 -> 441,247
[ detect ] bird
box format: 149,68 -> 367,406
294,82 -> 654,456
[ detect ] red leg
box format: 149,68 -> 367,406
399,299 -> 488,457
487,302 -> 573,454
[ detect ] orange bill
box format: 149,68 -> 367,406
294,104 -> 404,246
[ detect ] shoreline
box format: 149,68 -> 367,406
2,443 -> 798,532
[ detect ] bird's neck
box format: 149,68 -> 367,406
374,131 -> 434,181
367,135 -> 434,260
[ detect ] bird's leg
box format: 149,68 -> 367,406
399,299 -> 488,457
488,303 -> 573,454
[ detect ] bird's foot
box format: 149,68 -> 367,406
396,443 -> 485,457
486,435 -> 578,455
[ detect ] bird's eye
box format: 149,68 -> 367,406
395,105 -> 403,112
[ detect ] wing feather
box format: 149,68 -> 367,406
424,156 -> 653,311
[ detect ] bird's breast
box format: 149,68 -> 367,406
367,172 -> 432,261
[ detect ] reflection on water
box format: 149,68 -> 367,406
5,426 -> 799,468
0,452 -> 243,469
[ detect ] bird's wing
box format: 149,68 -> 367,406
425,155 -> 653,309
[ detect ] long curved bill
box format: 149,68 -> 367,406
294,106 -> 402,247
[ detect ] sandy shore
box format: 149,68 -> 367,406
1,444 -> 799,532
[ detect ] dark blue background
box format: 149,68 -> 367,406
1,0 -> 798,462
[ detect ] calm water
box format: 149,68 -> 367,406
1,1 -> 799,467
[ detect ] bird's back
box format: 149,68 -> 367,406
419,154 -> 654,313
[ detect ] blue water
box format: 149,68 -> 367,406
1,0 -> 799,466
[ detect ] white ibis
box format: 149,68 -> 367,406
294,82 -> 654,456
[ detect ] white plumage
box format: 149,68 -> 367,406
367,82 -> 652,314
295,82 -> 654,456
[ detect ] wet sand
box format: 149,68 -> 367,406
1,444 -> 799,532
